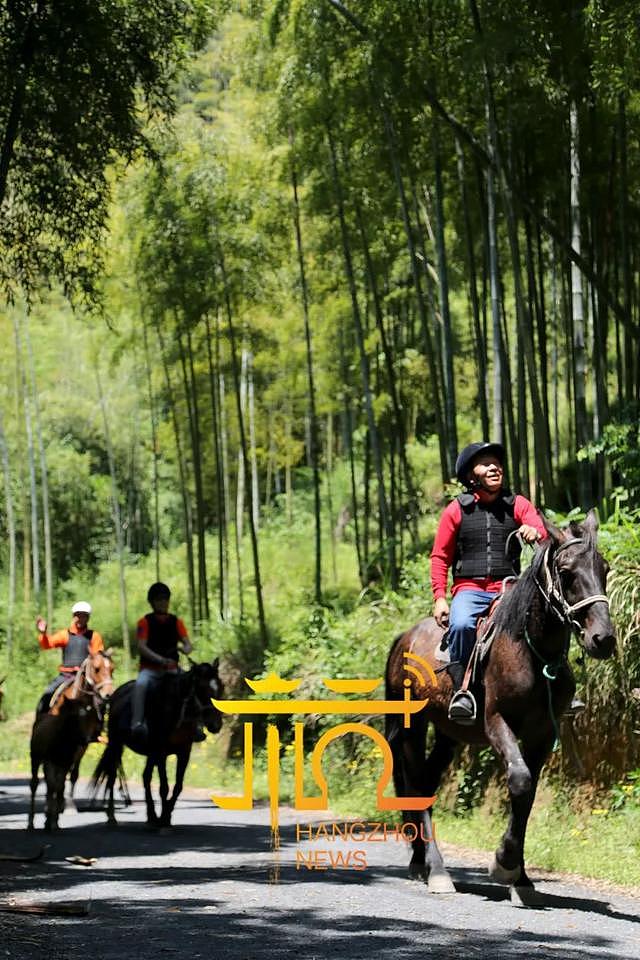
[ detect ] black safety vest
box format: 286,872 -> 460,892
454,492 -> 520,580
62,629 -> 93,668
142,613 -> 180,666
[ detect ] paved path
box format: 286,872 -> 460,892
0,775 -> 638,960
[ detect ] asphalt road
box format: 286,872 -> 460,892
0,774 -> 638,960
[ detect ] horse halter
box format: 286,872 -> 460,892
71,654 -> 112,705
536,537 -> 609,636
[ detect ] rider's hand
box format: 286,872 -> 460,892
180,639 -> 193,656
164,658 -> 178,671
36,617 -> 47,634
519,524 -> 541,544
433,598 -> 450,629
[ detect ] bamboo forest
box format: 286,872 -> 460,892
1,0 -> 640,890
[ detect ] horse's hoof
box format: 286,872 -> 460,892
488,855 -> 521,885
510,884 -> 540,907
106,819 -> 119,829
408,863 -> 427,881
427,871 -> 456,894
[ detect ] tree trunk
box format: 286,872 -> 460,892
13,315 -> 40,600
432,116 -> 458,468
326,126 -> 397,588
96,367 -> 130,674
218,365 -> 232,621
570,101 -> 590,505
290,131 -> 322,602
24,314 -> 53,624
248,353 -> 260,536
0,410 -> 16,658
217,250 -> 268,649
156,319 -> 196,625
456,138 -> 489,437
142,314 -> 161,581
205,312 -> 226,621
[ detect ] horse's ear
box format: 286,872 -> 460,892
582,508 -> 599,534
542,514 -> 566,546
211,656 -> 219,673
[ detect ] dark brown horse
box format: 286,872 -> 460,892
385,510 -> 615,894
28,650 -> 114,831
91,658 -> 223,828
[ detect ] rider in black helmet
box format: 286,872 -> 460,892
130,583 -> 197,743
431,441 -> 546,723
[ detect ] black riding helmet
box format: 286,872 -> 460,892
455,441 -> 505,487
147,581 -> 171,605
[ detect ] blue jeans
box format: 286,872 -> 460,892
131,668 -> 163,727
447,589 -> 496,666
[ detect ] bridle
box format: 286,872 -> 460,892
534,537 -> 609,637
177,667 -> 222,728
71,653 -> 113,713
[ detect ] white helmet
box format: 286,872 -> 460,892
72,601 -> 92,616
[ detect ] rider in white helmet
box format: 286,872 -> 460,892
35,601 -> 105,714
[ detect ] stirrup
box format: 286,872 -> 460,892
563,697 -> 586,719
448,689 -> 477,725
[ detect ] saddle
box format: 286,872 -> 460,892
461,577 -> 519,698
37,676 -> 76,716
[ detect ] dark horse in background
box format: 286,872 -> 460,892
386,510 -> 616,895
28,650 -> 114,830
91,657 -> 223,828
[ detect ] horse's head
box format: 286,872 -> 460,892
545,509 -> 616,660
192,657 -> 224,735
87,649 -> 115,703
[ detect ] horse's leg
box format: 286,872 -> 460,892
484,711 -> 536,885
498,730 -> 556,891
422,730 -> 457,893
43,761 -> 64,831
28,754 -> 39,831
162,747 -> 191,828
68,746 -> 86,811
393,720 -> 456,891
143,757 -> 159,827
157,757 -> 171,828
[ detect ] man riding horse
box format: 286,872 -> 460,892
36,601 -> 105,716
130,581 -> 204,745
431,441 -> 546,723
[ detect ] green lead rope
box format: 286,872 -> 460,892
524,626 -> 563,751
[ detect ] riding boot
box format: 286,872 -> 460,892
447,662 -> 477,725
130,683 -> 148,743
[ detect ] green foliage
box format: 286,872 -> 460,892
579,410 -> 640,505
0,0 -> 216,301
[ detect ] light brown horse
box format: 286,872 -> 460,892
385,510 -> 615,894
28,650 -> 114,830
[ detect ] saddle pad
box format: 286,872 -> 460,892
434,638 -> 450,663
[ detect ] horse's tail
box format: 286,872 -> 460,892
385,631 -> 406,747
89,742 -> 121,804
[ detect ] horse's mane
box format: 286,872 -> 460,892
491,541 -> 551,640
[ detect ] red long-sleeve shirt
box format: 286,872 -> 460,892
430,493 -> 547,600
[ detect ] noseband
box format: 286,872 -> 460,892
535,537 -> 609,636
